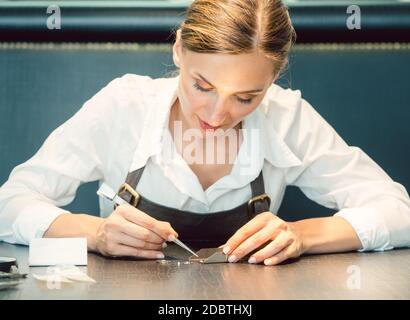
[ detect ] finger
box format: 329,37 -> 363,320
114,232 -> 165,251
106,243 -> 165,260
228,226 -> 279,263
248,231 -> 292,264
263,242 -> 297,266
223,214 -> 269,255
118,217 -> 164,244
224,213 -> 280,255
118,205 -> 178,240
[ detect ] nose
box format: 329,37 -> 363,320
208,98 -> 228,126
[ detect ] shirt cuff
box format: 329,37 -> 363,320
12,201 -> 70,245
334,207 -> 393,252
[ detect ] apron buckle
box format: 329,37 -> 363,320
247,193 -> 271,217
118,183 -> 141,207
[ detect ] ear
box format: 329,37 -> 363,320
172,29 -> 183,68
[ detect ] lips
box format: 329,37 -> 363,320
198,117 -> 221,131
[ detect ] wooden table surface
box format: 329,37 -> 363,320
0,242 -> 409,300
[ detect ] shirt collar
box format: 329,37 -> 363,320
248,105 -> 302,169
206,107 -> 302,194
129,75 -> 179,172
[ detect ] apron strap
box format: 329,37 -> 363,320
116,166 -> 145,207
118,166 -> 271,217
248,171 -> 271,218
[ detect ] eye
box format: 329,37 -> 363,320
194,81 -> 254,104
193,82 -> 212,92
237,97 -> 253,105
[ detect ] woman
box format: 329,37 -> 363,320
0,0 -> 409,266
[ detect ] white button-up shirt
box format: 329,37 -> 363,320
1,74 -> 409,251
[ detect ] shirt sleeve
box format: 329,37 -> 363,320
285,96 -> 410,252
0,77 -> 124,245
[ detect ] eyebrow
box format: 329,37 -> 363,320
195,72 -> 264,94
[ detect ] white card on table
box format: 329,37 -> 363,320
29,238 -> 87,266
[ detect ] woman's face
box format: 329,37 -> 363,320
172,33 -> 276,135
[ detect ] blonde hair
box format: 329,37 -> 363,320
178,0 -> 296,75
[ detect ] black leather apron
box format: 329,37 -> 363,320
117,165 -> 271,248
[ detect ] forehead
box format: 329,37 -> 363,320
182,49 -> 274,91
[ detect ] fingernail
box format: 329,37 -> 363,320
264,258 -> 274,266
223,246 -> 231,255
168,234 -> 175,242
162,242 -> 167,248
157,253 -> 165,259
248,257 -> 257,264
228,255 -> 237,263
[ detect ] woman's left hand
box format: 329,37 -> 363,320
223,212 -> 305,266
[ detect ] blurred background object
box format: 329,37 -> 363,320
1,1 -> 410,43
0,0 -> 409,221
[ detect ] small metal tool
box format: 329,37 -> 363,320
171,237 -> 199,257
189,247 -> 228,264
97,183 -> 128,206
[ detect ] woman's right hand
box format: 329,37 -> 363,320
95,204 -> 178,259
